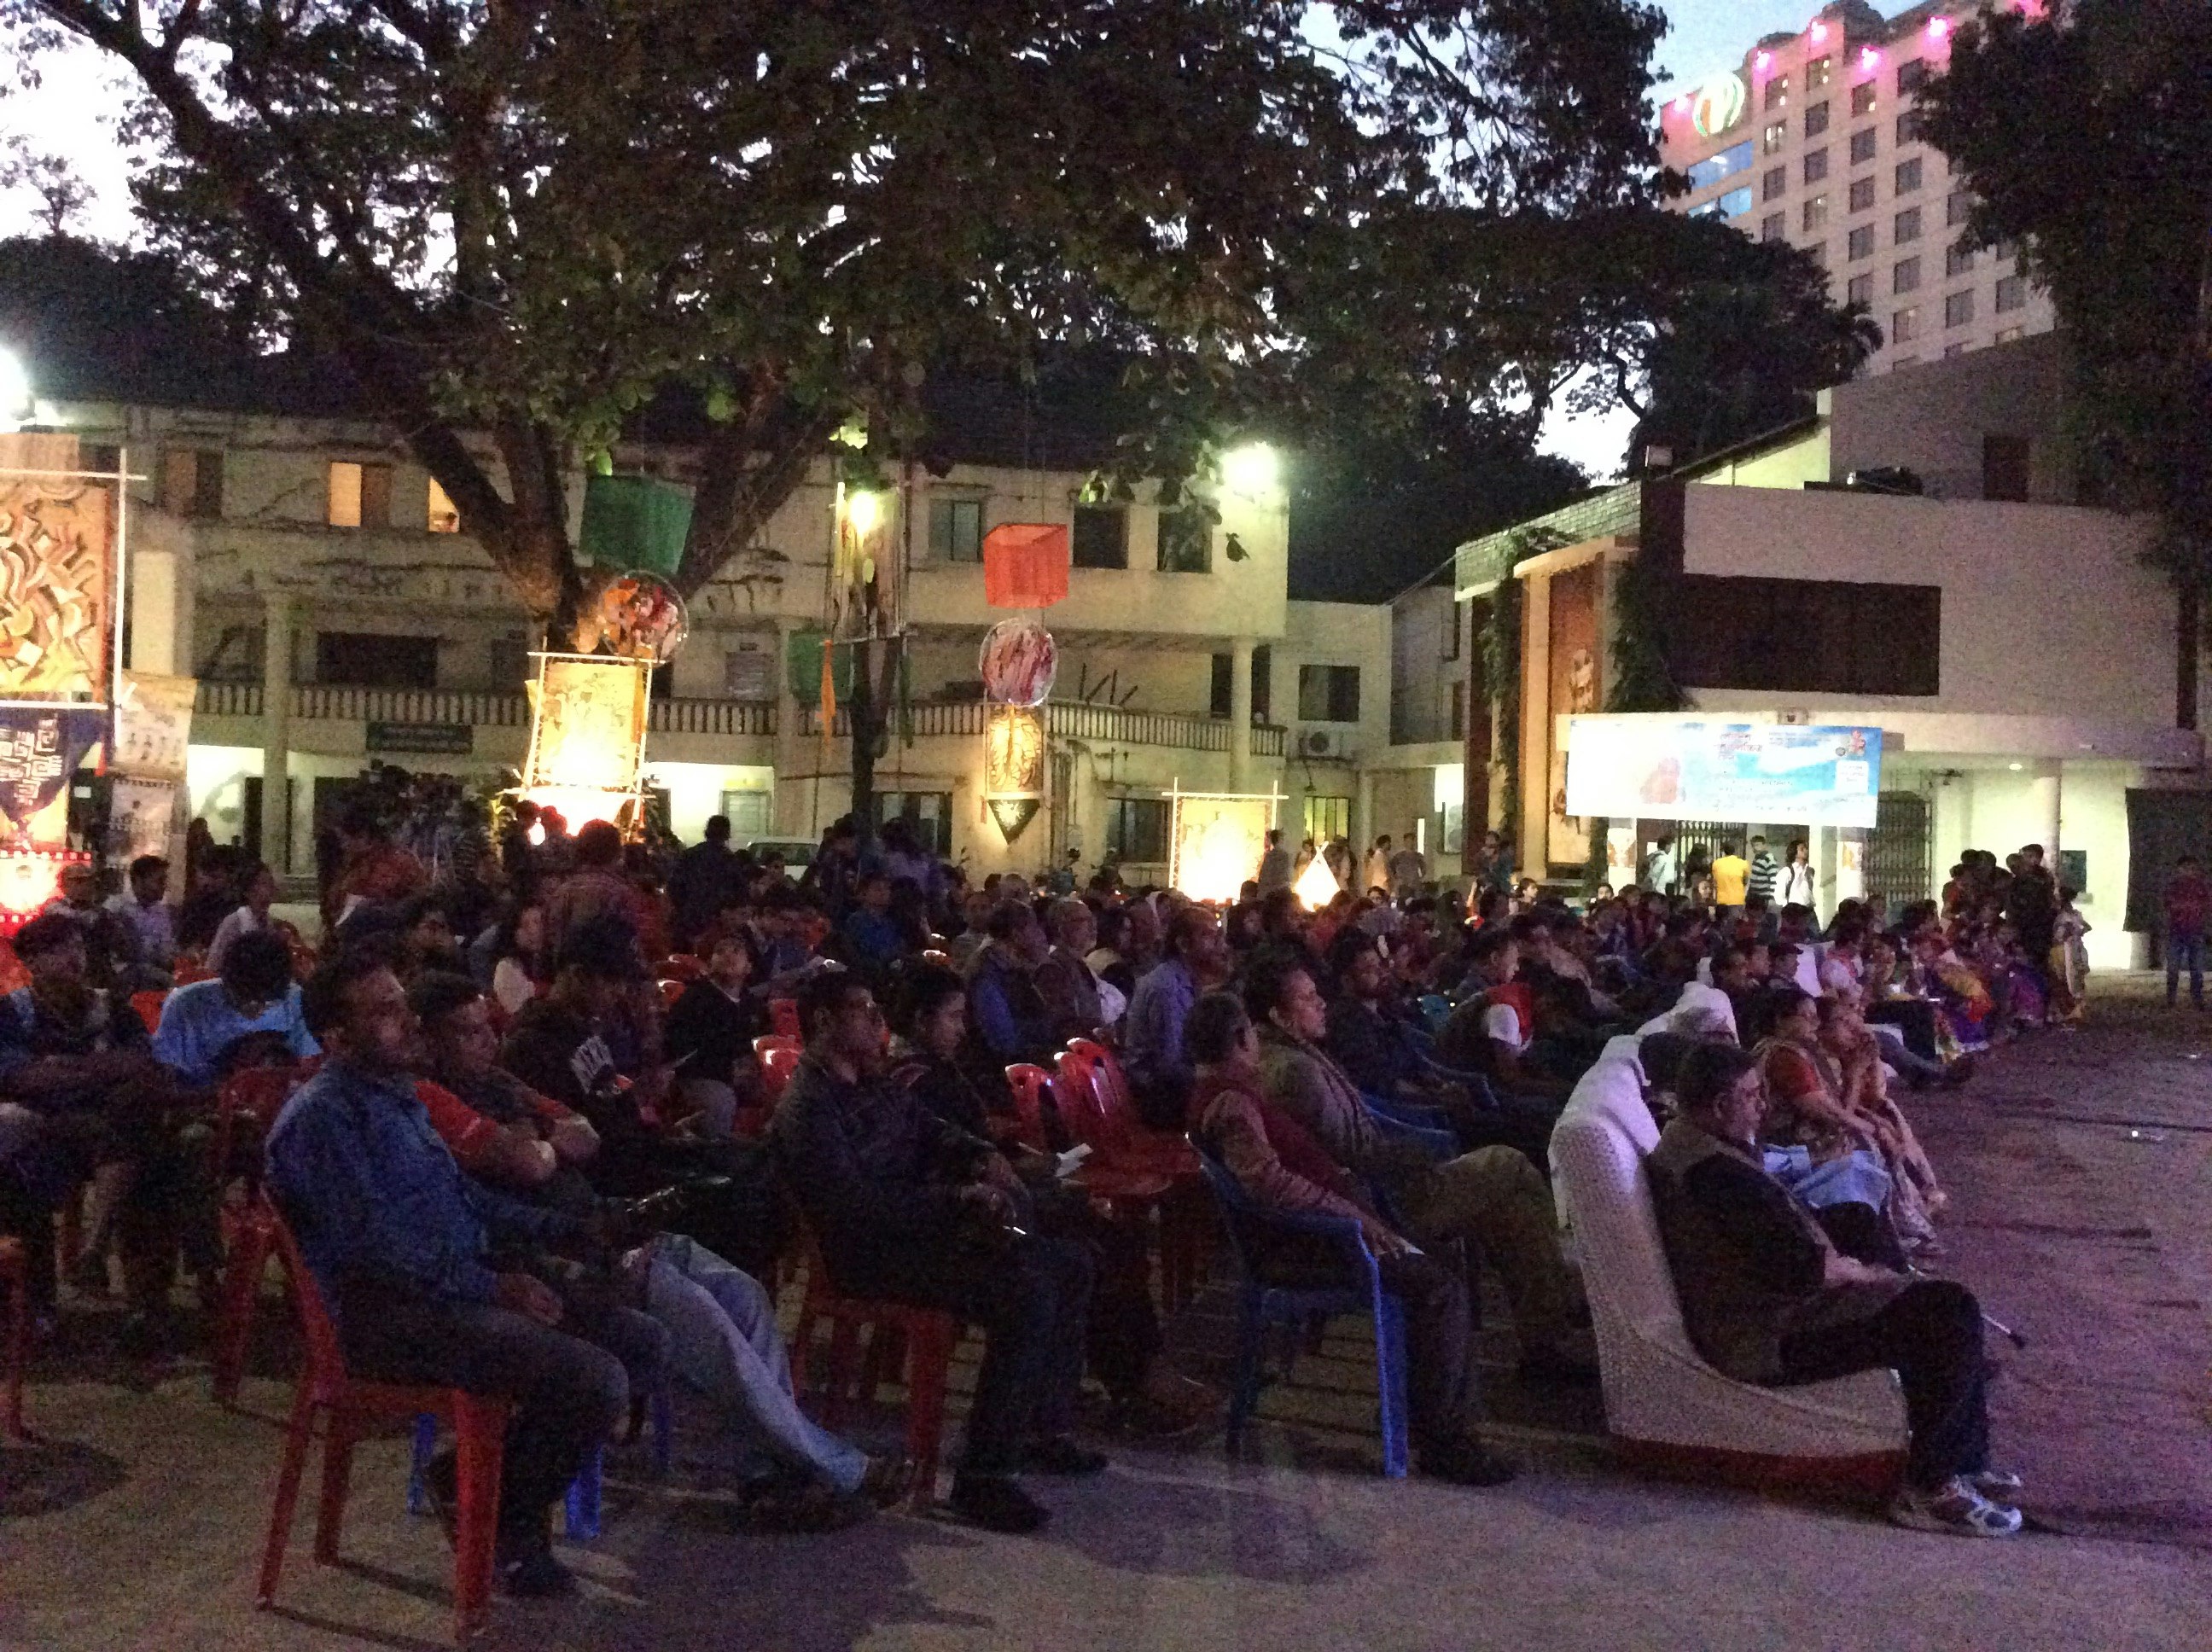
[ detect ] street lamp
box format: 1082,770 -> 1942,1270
844,487 -> 882,536
1221,442 -> 1278,499
0,347 -> 32,431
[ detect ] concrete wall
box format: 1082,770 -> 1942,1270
1828,331 -> 2075,503
1388,585 -> 1464,747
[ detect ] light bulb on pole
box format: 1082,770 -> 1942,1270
845,488 -> 882,536
0,347 -> 32,431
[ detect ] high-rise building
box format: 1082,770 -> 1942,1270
1657,1 -> 2055,376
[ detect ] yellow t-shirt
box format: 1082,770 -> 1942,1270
1711,854 -> 1750,905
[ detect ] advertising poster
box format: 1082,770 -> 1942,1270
0,432 -> 112,701
111,671 -> 196,782
1565,717 -> 1884,829
1545,562 -> 1601,865
0,705 -> 106,841
108,776 -> 178,864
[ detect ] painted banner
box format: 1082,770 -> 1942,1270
1169,791 -> 1274,905
108,776 -> 177,864
1564,717 -> 1884,829
0,432 -> 112,701
112,671 -> 196,782
0,704 -> 106,840
522,654 -> 650,828
983,701 -> 1046,841
1545,561 -> 1600,866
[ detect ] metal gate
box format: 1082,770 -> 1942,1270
1865,791 -> 1932,922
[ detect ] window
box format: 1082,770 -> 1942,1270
1848,225 -> 1874,260
1801,151 -> 1827,185
1895,206 -> 1923,242
874,790 -> 954,858
1848,177 -> 1876,213
1105,796 -> 1170,864
317,631 -> 437,689
1762,121 -> 1788,155
1297,664 -> 1361,724
1071,505 -> 1127,568
1303,794 -> 1351,845
1449,681 -> 1465,741
927,495 -> 983,562
1688,140 -> 1755,190
488,633 -> 529,688
1848,127 -> 1877,166
1846,273 -> 1873,305
723,639 -> 774,698
1761,212 -> 1786,243
1994,326 -> 2024,344
1802,195 -> 1829,231
1765,165 -> 1790,200
1894,305 -> 1921,343
326,461 -> 392,529
1688,185 -> 1754,222
1805,240 -> 1828,268
427,476 -> 461,532
1947,190 -> 1972,226
1895,158 -> 1923,195
719,789 -> 773,841
1764,73 -> 1790,111
1807,56 -> 1832,90
1994,239 -> 2018,264
1946,289 -> 1976,328
1995,275 -> 2028,313
1444,600 -> 1464,661
1668,574 -> 1941,696
160,448 -> 224,519
1945,245 -> 1976,278
1804,99 -> 1831,137
1983,435 -> 2031,503
1893,256 -> 1921,294
1896,109 -> 1924,145
1208,647 -> 1271,719
1896,59 -> 1930,95
1156,506 -> 1212,573
1850,82 -> 1877,117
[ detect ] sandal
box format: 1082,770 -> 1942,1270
859,1453 -> 918,1508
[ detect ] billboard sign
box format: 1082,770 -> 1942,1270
1564,716 -> 1883,829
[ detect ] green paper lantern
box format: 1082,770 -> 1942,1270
580,473 -> 694,577
785,631 -> 854,701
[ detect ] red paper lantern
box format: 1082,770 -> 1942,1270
982,522 -> 1069,609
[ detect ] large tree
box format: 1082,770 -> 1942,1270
1918,0 -> 2212,726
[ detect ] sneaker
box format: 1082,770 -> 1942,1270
1971,1468 -> 2025,1499
1022,1436 -> 1109,1476
495,1544 -> 579,1597
1417,1436 -> 1517,1487
1887,1476 -> 2023,1538
946,1475 -> 1049,1534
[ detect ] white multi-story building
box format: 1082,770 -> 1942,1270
1660,0 -> 2056,377
44,379 -> 1406,884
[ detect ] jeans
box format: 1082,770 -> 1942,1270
1866,1021 -> 1946,1083
1398,1147 -> 1577,1356
2168,934 -> 2205,1005
1778,1279 -> 1992,1491
843,1230 -> 1093,1479
336,1277 -> 633,1548
643,1234 -> 868,1492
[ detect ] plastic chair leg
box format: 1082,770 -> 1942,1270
1,1241 -> 25,1441
212,1212 -> 276,1405
564,1446 -> 604,1539
312,1414 -> 358,1562
902,1321 -> 954,1507
821,1318 -> 863,1428
405,1413 -> 439,1515
451,1391 -> 507,1644
1375,1296 -> 1410,1480
255,1385 -> 317,1608
1225,1294 -> 1266,1454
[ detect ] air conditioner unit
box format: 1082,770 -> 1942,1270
1300,728 -> 1345,759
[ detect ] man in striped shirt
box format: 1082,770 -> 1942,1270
1747,835 -> 1781,906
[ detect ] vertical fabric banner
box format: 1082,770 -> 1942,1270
828,480 -> 903,643
0,432 -> 112,701
1545,561 -> 1600,868
984,702 -> 1046,841
112,671 -> 197,782
108,776 -> 178,864
0,705 -> 107,841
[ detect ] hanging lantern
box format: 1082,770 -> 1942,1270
978,617 -> 1058,707
982,522 -> 1068,609
1293,852 -> 1341,911
590,571 -> 690,663
984,702 -> 1047,841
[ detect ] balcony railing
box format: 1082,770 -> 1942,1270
800,699 -> 1286,755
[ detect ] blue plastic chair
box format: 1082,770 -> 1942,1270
1360,1090 -> 1455,1137
1190,1137 -> 1412,1479
1417,994 -> 1452,1036
406,1377 -> 673,1540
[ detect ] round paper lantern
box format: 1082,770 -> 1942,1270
982,522 -> 1069,609
594,572 -> 690,663
978,617 -> 1057,707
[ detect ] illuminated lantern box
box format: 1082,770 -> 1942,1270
982,523 -> 1068,610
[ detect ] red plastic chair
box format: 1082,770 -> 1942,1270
254,1203 -> 511,1646
660,953 -> 705,982
754,1035 -> 803,1105
659,979 -> 687,1009
1,1234 -> 26,1440
1002,1064 -> 1056,1155
768,998 -> 802,1040
787,1224 -> 957,1507
211,1065 -> 311,1405
1054,1044 -> 1208,1312
131,989 -> 167,1037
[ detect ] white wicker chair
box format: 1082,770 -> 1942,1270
1551,1038 -> 1908,1481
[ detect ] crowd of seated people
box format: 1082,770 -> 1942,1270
0,806 -> 2084,1603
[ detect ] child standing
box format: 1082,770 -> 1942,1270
2050,887 -> 2091,1026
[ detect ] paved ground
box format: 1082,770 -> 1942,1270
4,975 -> 2211,1649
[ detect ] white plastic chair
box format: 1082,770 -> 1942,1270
1550,1040 -> 1908,1485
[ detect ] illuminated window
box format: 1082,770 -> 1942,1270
1805,99 -> 1831,137
1946,244 -> 1976,278
1846,273 -> 1873,305
1850,82 -> 1877,117
1762,121 -> 1789,154
1304,794 -> 1352,844
1802,150 -> 1827,185
1765,165 -> 1789,201
1894,256 -> 1921,294
427,476 -> 461,532
1687,140 -> 1755,190
1848,177 -> 1876,212
1895,206 -> 1923,242
1893,305 -> 1921,343
1849,128 -> 1877,166
1945,290 -> 1975,328
327,461 -> 391,529
1995,274 -> 2028,312
1848,224 -> 1875,260
1764,73 -> 1790,111
1895,158 -> 1923,195
1803,194 -> 1829,231
1687,185 -> 1753,221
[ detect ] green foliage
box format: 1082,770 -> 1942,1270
1480,566 -> 1527,835
1918,1 -> 2212,601
1604,554 -> 1685,713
